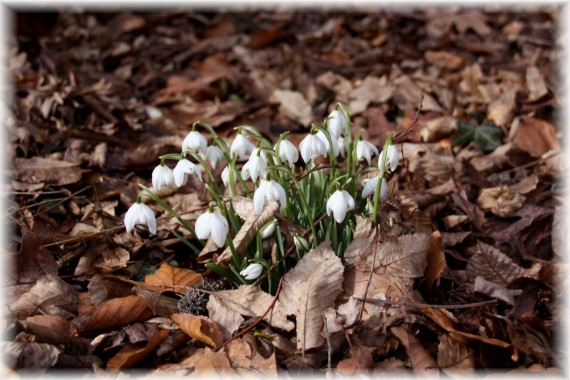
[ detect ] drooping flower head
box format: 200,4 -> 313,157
253,178 -> 287,215
195,209 -> 229,248
275,139 -> 299,168
316,130 -> 339,158
326,109 -> 349,138
361,176 -> 388,200
230,133 -> 255,161
299,133 -> 327,164
182,130 -> 208,154
326,190 -> 355,223
356,139 -> 379,166
204,145 -> 224,169
379,144 -> 399,172
241,153 -> 267,183
173,159 -> 203,187
221,165 -> 238,188
124,201 -> 157,235
152,163 -> 175,191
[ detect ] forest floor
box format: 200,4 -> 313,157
5,7 -> 566,377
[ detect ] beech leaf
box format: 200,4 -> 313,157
144,262 -> 203,295
391,326 -> 439,377
466,241 -> 523,285
473,276 -> 518,305
437,335 -> 475,377
106,329 -> 169,370
278,241 -> 344,352
171,313 -> 223,349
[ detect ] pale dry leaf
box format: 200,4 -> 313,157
323,296 -> 361,334
25,315 -> 78,337
94,247 -> 130,272
171,313 -> 223,349
207,284 -> 293,340
470,142 -> 512,172
10,274 -> 79,319
278,241 -> 344,351
348,76 -> 394,114
391,326 -> 439,377
336,346 -> 374,374
509,116 -> 559,158
227,337 -> 278,376
477,186 -> 525,217
473,276 -> 517,305
216,201 -> 279,265
442,215 -> 469,229
526,66 -> 549,102
315,71 -> 353,95
509,174 -> 539,195
14,157 -> 81,185
437,335 -> 475,378
466,241 -> 523,285
420,116 -> 457,142
270,89 -> 312,125
487,87 -> 516,127
106,329 -> 169,370
144,262 -> 203,295
424,50 -> 464,69
4,342 -> 60,370
69,222 -> 100,237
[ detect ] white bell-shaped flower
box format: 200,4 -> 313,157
326,109 -> 348,137
293,234 -> 310,252
356,139 -> 379,166
259,219 -> 277,239
316,130 -> 339,158
230,134 -> 255,161
182,130 -> 208,154
221,165 -> 238,187
204,145 -> 224,169
326,190 -> 355,223
275,139 -> 298,168
124,202 -> 157,235
379,145 -> 399,172
253,179 -> 287,214
361,176 -> 388,200
195,210 -> 229,248
240,263 -> 263,280
241,154 -> 267,183
152,164 -> 175,191
299,133 -> 327,163
338,136 -> 348,158
173,159 -> 203,187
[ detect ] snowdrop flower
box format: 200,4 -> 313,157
152,164 -> 175,191
221,165 -> 238,187
259,219 -> 277,239
230,134 -> 255,161
357,139 -> 379,166
379,145 -> 399,172
316,130 -> 339,158
326,190 -> 355,223
275,139 -> 298,168
204,145 -> 224,169
338,136 -> 348,158
241,154 -> 267,182
182,130 -> 208,154
173,159 -> 203,187
240,263 -> 263,280
195,210 -> 229,248
361,176 -> 388,200
299,133 -> 327,163
326,109 -> 348,137
124,202 -> 157,235
293,234 -> 309,252
253,179 -> 287,214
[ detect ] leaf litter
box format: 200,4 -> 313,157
6,7 -> 563,376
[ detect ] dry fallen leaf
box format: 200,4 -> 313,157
509,116 -> 559,158
269,89 -> 312,125
526,66 -> 549,102
473,276 -> 518,305
144,262 -> 203,295
425,50 -> 464,69
437,335 -> 475,377
227,337 -> 278,376
279,241 -> 344,352
14,157 -> 82,185
171,313 -> 223,349
424,230 -> 446,298
106,328 -> 169,370
336,346 -> 374,375
4,342 -> 60,371
207,284 -> 294,340
477,186 -> 526,217
391,326 -> 439,377
466,241 -> 523,285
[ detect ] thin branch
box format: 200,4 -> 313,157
355,297 -> 498,310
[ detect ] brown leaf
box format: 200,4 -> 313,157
10,274 -> 79,319
14,157 -> 81,185
216,201 -> 279,265
473,276 -> 517,305
207,285 -> 293,340
25,315 -> 77,337
227,337 -> 278,376
466,241 -> 523,285
16,232 -> 57,284
278,241 -> 344,351
420,116 -> 457,142
391,326 -> 439,377
348,76 -> 395,114
249,27 -> 284,49
424,230 -> 446,298
93,247 -> 130,273
144,262 -> 203,295
477,186 -> 525,217
106,328 -> 169,370
526,67 -> 549,102
134,287 -> 180,317
78,295 -> 153,336
269,89 -> 312,125
336,346 -> 374,375
510,116 -> 559,158
437,335 -> 475,377
4,342 -> 60,371
171,313 -> 223,349
425,51 -> 464,69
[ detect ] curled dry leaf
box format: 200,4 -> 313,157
420,116 -> 457,142
227,337 -> 278,376
106,328 -> 169,370
78,295 -> 153,337
477,186 -> 525,217
93,247 -> 130,273
509,116 -> 559,158
25,315 -> 78,337
323,296 -> 361,334
466,241 -> 523,285
269,89 -> 312,125
424,230 -> 446,298
14,157 -> 82,185
336,346 -> 374,375
216,201 -> 279,265
4,342 -> 60,371
348,76 -> 394,114
473,276 -> 518,305
207,284 -> 293,340
425,50 -> 464,69
526,66 -> 549,102
144,262 -> 203,295
278,241 -> 344,351
390,326 -> 439,377
437,335 -> 475,377
171,313 -> 223,349
10,274 -> 79,320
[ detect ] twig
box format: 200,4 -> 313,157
355,297 -> 498,310
358,227 -> 379,323
216,277 -> 284,351
393,94 -> 424,144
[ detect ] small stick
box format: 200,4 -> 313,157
355,297 -> 497,310
217,277 -> 284,351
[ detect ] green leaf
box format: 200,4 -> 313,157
451,120 -> 476,147
474,122 -> 503,153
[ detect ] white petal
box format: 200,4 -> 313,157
210,213 -> 228,248
299,136 -> 311,163
361,177 -> 378,198
380,177 -> 388,200
173,161 -> 188,188
343,191 -> 355,210
195,212 -> 211,240
124,204 -> 139,233
253,181 -> 267,215
387,145 -> 399,172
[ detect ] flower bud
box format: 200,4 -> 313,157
259,219 -> 277,239
294,234 -> 309,252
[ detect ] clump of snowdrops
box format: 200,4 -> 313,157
124,103 -> 399,292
